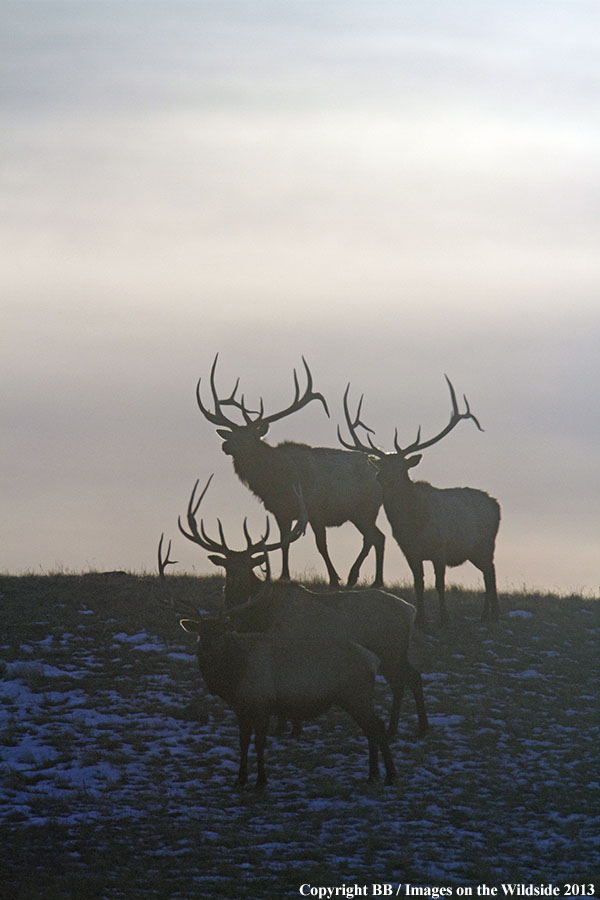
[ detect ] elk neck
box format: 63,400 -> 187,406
226,585 -> 277,633
381,475 -> 430,544
197,631 -> 245,703
229,438 -> 299,511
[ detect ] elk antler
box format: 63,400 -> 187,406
195,355 -> 257,430
196,355 -> 328,432
337,384 -> 386,457
256,357 -> 330,426
157,533 -> 178,578
393,375 -> 484,456
178,476 -> 307,558
177,474 -> 223,550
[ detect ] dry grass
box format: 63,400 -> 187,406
1,573 -> 598,899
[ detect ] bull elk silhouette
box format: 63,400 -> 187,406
195,355 -> 385,587
338,377 -> 501,626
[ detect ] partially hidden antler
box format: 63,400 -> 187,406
337,384 -> 387,457
157,533 -> 178,578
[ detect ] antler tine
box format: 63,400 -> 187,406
337,424 -> 357,451
189,473 -> 214,518
236,393 -> 263,425
394,375 -> 484,456
242,516 -> 272,551
157,533 -> 178,578
240,515 -> 274,554
292,367 -> 301,403
195,354 -> 244,429
177,513 -> 197,545
209,352 -> 222,412
462,393 -> 484,433
260,357 -> 330,425
338,384 -> 386,456
194,519 -> 221,551
216,519 -> 230,551
177,475 -> 225,552
394,424 -> 422,455
301,355 -> 330,417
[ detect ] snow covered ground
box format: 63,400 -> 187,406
1,575 -> 598,898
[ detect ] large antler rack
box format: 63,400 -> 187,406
338,376 -> 484,458
195,354 -> 330,431
393,375 -> 484,456
178,476 -> 307,557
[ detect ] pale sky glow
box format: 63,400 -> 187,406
2,1 -> 599,593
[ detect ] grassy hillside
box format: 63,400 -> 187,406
1,573 -> 598,899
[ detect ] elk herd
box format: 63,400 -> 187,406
159,356 -> 501,790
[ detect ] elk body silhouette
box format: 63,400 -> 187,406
178,478 -> 429,739
195,356 -> 385,587
339,377 -> 501,626
180,616 -> 396,788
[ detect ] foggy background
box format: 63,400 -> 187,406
2,1 -> 598,593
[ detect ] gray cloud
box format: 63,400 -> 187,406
2,1 -> 598,591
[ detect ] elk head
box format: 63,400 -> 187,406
337,375 -> 484,488
195,355 -> 330,457
177,475 -> 307,608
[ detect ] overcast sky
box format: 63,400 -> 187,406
2,1 -> 599,594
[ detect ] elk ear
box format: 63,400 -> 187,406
216,428 -> 233,439
367,455 -> 381,471
406,454 -> 422,469
179,618 -> 201,634
255,421 -> 269,437
207,554 -> 228,568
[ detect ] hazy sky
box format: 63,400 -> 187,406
2,1 -> 599,593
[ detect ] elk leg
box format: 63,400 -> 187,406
236,717 -> 253,786
406,664 -> 429,737
482,563 -> 499,622
254,717 -> 269,788
410,559 -> 426,627
372,525 -> 385,588
381,662 -> 405,738
346,536 -> 372,587
368,713 -> 395,785
433,561 -> 448,626
346,522 -> 385,588
367,734 -> 379,781
346,704 -> 395,785
378,718 -> 396,785
311,523 -> 340,586
276,517 -> 293,580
